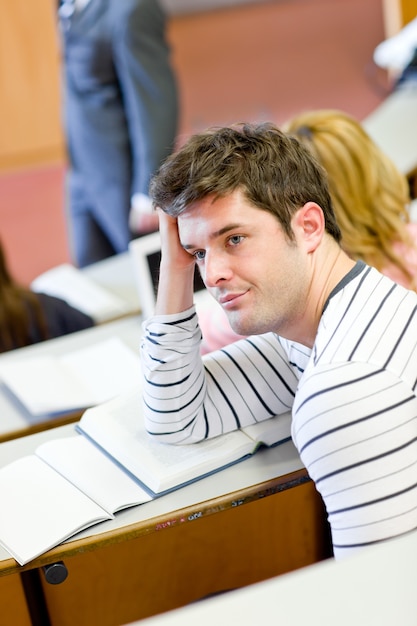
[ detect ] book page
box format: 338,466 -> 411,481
78,389 -> 256,494
0,455 -> 111,566
242,411 -> 292,447
37,435 -> 152,513
31,263 -> 131,323
0,338 -> 141,417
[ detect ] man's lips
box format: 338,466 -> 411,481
218,291 -> 247,307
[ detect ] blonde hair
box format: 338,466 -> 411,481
284,109 -> 415,289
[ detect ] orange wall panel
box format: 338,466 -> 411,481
0,0 -> 65,171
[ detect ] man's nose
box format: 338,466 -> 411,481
203,251 -> 231,288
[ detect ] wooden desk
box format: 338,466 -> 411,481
0,427 -> 332,626
0,315 -> 142,442
132,527 -> 417,626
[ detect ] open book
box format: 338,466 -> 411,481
0,389 -> 292,565
77,390 -> 292,495
31,263 -> 134,323
0,338 -> 140,421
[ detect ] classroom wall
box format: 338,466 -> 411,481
382,0 -> 417,37
0,0 -> 65,171
0,0 -> 268,173
1,0 -> 408,174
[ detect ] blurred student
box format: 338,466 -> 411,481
0,240 -> 94,353
284,108 -> 417,290
58,0 -> 178,267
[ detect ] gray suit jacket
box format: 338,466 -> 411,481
60,0 -> 178,265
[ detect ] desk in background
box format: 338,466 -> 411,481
0,248 -> 141,442
0,426 -> 332,626
31,251 -> 140,325
363,83 -> 417,197
80,251 -> 140,317
0,315 -> 142,442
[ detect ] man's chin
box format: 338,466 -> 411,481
227,314 -> 251,337
229,313 -> 273,337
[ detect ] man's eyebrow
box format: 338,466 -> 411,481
182,223 -> 242,250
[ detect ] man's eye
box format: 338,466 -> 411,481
194,250 -> 206,260
228,235 -> 243,246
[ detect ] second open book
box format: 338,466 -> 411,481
0,388 -> 292,565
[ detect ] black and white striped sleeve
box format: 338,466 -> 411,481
140,309 -> 299,443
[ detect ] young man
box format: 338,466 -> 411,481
140,122 -> 417,560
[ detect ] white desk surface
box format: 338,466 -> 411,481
0,315 -> 142,435
363,84 -> 417,177
0,425 -> 304,566
82,251 -> 140,314
132,528 -> 417,626
0,250 -> 142,436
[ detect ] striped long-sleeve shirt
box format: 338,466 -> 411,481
140,261 -> 417,559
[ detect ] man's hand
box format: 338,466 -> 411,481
155,210 -> 196,315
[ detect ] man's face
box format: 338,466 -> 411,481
178,189 -> 311,338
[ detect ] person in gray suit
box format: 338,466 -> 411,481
58,0 -> 178,267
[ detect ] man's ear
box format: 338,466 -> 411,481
292,202 -> 324,252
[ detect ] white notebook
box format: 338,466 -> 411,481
0,337 -> 140,419
31,263 -> 133,323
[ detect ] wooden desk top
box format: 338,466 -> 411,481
0,424 -> 306,576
